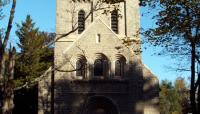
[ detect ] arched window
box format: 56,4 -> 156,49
76,60 -> 85,77
111,10 -> 118,34
78,10 -> 85,34
94,59 -> 103,76
115,60 -> 124,77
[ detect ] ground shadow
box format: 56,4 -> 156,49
13,84 -> 38,114
52,60 -> 159,114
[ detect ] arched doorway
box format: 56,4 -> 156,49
82,96 -> 119,114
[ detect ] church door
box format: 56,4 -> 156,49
82,96 -> 119,114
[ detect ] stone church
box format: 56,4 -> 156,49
38,0 -> 159,114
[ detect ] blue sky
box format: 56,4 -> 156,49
0,0 -> 190,82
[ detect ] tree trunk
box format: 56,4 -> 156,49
198,85 -> 200,114
0,0 -> 16,114
0,0 -> 16,80
2,47 -> 16,114
0,32 -> 3,80
197,71 -> 200,114
191,41 -> 197,114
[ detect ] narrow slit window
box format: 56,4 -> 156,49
96,34 -> 101,43
78,10 -> 85,34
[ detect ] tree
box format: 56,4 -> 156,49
160,80 -> 181,114
160,78 -> 189,114
175,78 -> 190,114
0,0 -> 16,114
140,1 -> 200,113
14,15 -> 54,87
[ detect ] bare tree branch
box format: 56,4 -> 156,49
14,0 -> 122,90
42,0 -> 118,48
0,0 -> 16,81
2,0 -> 16,51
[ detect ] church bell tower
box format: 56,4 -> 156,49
38,0 -> 159,114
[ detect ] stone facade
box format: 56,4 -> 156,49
38,0 -> 159,114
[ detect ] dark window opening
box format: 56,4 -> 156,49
94,59 -> 103,76
76,60 -> 85,76
111,10 -> 118,34
115,60 -> 121,76
115,60 -> 124,76
78,10 -> 85,34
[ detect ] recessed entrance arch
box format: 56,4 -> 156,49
82,96 -> 119,114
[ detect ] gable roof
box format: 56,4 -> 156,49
78,16 -> 120,40
63,17 -> 122,54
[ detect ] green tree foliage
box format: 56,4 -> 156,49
14,15 -> 54,87
160,80 -> 181,114
0,0 -> 9,8
140,0 -> 200,113
160,78 -> 189,114
175,78 -> 190,113
143,0 -> 200,54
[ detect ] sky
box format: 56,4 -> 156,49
0,0 -> 191,83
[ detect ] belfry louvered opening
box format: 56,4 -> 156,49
78,10 -> 85,34
111,10 -> 118,34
